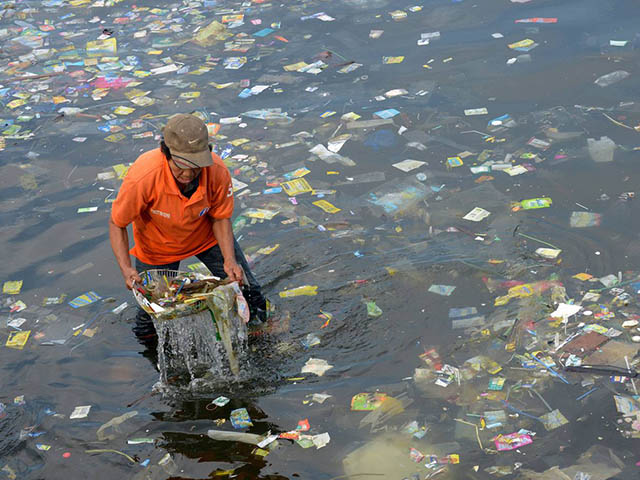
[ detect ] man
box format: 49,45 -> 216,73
109,113 -> 268,339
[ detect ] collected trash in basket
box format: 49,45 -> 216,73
132,269 -> 249,384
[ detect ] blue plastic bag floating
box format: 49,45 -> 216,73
363,129 -> 397,151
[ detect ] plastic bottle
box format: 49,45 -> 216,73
594,70 -> 630,87
158,453 -> 178,475
587,136 -> 616,163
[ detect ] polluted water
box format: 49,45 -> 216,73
2,0 -> 640,479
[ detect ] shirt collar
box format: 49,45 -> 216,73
161,158 -> 207,202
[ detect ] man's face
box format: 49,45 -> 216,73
168,158 -> 202,185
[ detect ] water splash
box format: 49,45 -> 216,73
153,283 -> 248,393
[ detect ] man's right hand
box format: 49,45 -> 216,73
109,219 -> 141,291
122,266 -> 142,290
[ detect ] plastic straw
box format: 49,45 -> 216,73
576,387 -> 598,401
502,400 -> 542,421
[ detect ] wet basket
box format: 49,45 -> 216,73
131,269 -> 248,382
132,269 -> 212,321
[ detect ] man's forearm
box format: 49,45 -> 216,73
109,218 -> 133,273
212,218 -> 236,264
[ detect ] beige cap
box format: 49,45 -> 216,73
162,113 -> 213,168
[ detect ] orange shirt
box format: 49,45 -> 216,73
111,148 -> 234,265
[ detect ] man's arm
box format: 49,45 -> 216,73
212,217 -> 244,284
109,217 -> 141,289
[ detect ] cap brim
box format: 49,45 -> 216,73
171,149 -> 213,168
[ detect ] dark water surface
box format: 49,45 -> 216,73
1,0 -> 640,478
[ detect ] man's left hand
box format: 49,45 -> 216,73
224,260 -> 244,285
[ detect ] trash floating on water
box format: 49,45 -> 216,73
2,0 -> 640,477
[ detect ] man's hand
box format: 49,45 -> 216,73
224,261 -> 244,285
212,218 -> 245,285
122,266 -> 142,290
109,218 -> 141,290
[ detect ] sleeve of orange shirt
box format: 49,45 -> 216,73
111,175 -> 150,228
208,159 -> 234,220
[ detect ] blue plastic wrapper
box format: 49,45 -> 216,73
230,408 -> 253,429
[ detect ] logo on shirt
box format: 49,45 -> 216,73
199,207 -> 210,217
151,209 -> 171,219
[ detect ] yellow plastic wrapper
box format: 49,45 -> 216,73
382,56 -> 404,64
104,133 -> 126,143
114,106 -> 135,115
279,285 -> 318,298
508,38 -> 535,49
7,99 -> 26,109
494,283 -> 535,306
3,280 -> 23,295
112,164 -> 130,179
192,21 -> 232,47
573,272 -> 593,281
284,61 -> 308,72
282,178 -> 312,196
257,244 -> 280,255
86,38 -> 117,56
313,200 -> 341,214
6,331 -> 31,350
